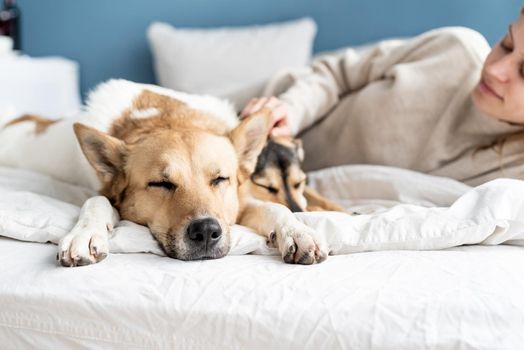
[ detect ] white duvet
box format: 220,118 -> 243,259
1,164 -> 524,255
1,164 -> 524,349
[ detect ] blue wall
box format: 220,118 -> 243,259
17,0 -> 522,99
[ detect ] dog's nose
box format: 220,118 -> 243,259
187,218 -> 222,243
288,200 -> 304,213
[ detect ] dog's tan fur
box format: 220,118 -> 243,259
248,166 -> 305,204
3,85 -> 332,265
247,136 -> 345,213
72,90 -> 272,260
304,187 -> 345,212
5,114 -> 58,134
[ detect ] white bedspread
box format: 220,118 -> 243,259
1,165 -> 524,255
1,165 -> 524,349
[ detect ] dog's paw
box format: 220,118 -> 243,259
57,225 -> 110,267
272,223 -> 328,265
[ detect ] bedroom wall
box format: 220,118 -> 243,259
17,0 -> 522,99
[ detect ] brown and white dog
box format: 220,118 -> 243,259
0,80 -> 331,266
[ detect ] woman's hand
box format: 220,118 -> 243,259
240,96 -> 292,137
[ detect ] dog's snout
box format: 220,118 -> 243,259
187,218 -> 222,243
288,199 -> 304,213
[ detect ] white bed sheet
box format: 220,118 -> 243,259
1,238 -> 524,349
2,165 -> 524,349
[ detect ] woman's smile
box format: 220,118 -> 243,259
478,78 -> 503,100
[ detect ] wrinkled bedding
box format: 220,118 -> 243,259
2,165 -> 524,255
1,165 -> 524,349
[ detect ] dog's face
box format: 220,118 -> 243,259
73,111 -> 270,260
249,138 -> 307,212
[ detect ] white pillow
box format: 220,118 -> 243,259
147,18 -> 317,110
0,55 -> 81,118
0,102 -> 17,126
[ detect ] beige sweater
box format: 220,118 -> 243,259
265,27 -> 524,186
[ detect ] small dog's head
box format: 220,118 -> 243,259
73,108 -> 270,261
249,137 -> 307,212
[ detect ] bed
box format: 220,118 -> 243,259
3,12 -> 524,348
1,164 -> 524,349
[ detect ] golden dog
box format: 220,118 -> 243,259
1,80 -> 331,266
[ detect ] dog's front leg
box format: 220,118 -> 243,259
58,196 -> 119,267
239,199 -> 329,264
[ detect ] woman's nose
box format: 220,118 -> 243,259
485,53 -> 513,83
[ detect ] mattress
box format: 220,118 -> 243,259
1,165 -> 524,349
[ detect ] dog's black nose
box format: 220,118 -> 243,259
288,200 -> 304,213
187,218 -> 222,243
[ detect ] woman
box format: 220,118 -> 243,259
241,10 -> 524,186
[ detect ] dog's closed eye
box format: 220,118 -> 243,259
266,186 -> 279,194
148,181 -> 177,191
252,181 -> 279,194
293,180 -> 305,189
211,176 -> 230,187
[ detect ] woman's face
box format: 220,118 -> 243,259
473,14 -> 524,124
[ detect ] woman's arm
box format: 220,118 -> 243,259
240,41 -> 407,137
264,27 -> 489,135
273,40 -> 406,134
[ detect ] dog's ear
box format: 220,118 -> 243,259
230,109 -> 271,182
73,123 -> 128,184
